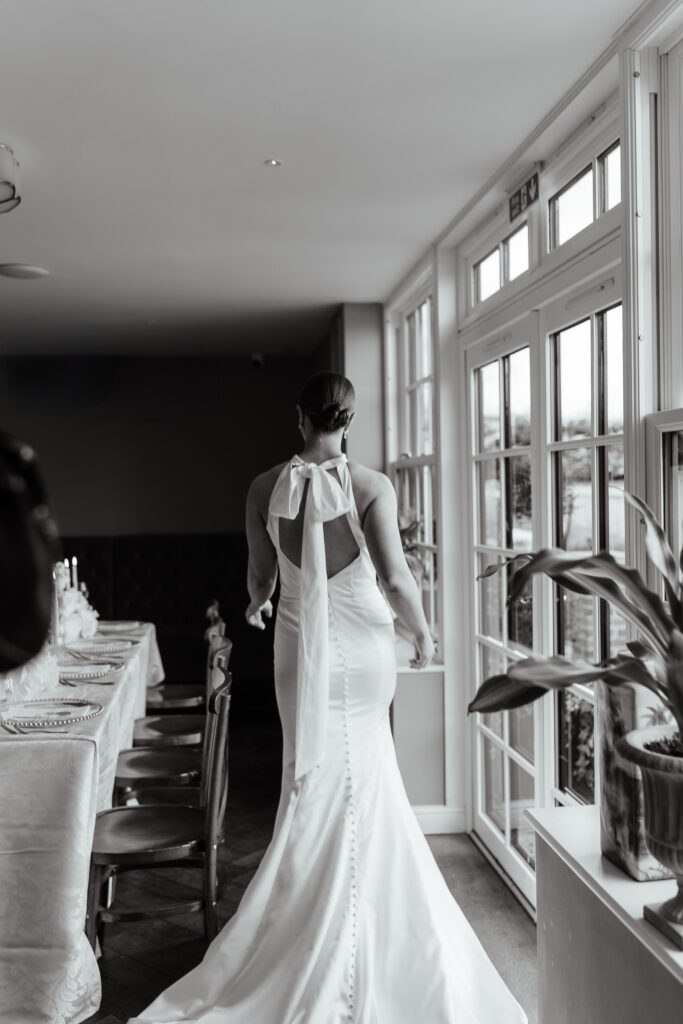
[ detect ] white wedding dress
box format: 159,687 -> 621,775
130,455 -> 527,1024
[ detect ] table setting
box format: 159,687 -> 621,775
0,558 -> 165,1023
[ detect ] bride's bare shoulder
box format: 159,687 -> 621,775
346,461 -> 393,519
247,462 -> 288,514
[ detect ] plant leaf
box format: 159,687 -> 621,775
507,655 -> 622,688
467,673 -> 547,714
622,490 -> 681,595
468,652 -> 671,715
509,550 -> 672,654
663,578 -> 683,630
666,630 -> 683,735
626,639 -> 654,659
476,554 -> 531,581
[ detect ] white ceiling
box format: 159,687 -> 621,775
0,0 -> 640,354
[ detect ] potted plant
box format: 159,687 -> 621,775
468,491 -> 683,948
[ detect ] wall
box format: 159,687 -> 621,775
0,353 -> 314,536
340,303 -> 384,471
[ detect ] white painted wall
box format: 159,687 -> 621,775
341,304 -> 385,471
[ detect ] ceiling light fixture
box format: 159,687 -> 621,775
264,158 -> 283,167
0,144 -> 21,213
0,264 -> 49,279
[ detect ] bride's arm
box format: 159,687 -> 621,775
245,475 -> 278,630
361,473 -> 435,669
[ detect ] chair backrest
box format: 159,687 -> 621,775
200,640 -> 233,803
204,628 -> 232,705
202,666 -> 232,841
205,618 -> 225,641
205,598 -> 221,625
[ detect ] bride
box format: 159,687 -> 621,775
130,372 -> 526,1023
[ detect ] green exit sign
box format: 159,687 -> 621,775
509,171 -> 539,222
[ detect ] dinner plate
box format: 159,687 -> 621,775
97,620 -> 143,633
59,662 -> 125,682
1,698 -> 103,728
68,639 -> 137,655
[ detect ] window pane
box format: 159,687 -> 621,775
507,224 -> 529,281
406,311 -> 417,385
418,299 -> 432,379
483,735 -> 505,834
607,445 -> 625,563
604,305 -> 623,434
510,703 -> 534,764
508,566 -> 533,651
478,460 -> 501,546
508,454 -> 533,550
480,645 -> 505,736
396,466 -> 421,530
558,589 -> 595,661
557,691 -> 595,802
557,447 -> 593,552
477,361 -> 500,451
554,167 -> 594,246
508,347 -> 531,447
556,319 -> 592,440
478,556 -> 503,641
608,605 -> 628,658
408,388 -> 417,456
510,760 -> 536,869
416,381 -> 433,456
478,249 -> 501,302
603,144 -> 621,211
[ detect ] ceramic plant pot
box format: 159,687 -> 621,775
616,724 -> 683,949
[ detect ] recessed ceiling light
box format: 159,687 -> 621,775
0,263 -> 50,279
264,158 -> 283,167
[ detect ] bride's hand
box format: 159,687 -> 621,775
409,632 -> 436,669
245,599 -> 273,630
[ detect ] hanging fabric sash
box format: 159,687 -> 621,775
269,454 -> 351,781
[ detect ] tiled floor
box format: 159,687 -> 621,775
90,717 -> 537,1023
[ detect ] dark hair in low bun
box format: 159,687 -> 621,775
299,372 -> 355,435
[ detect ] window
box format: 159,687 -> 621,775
472,344 -> 537,881
549,143 -> 621,249
549,303 -> 625,803
473,223 -> 530,304
388,294 -> 440,651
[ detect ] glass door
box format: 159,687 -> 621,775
468,330 -> 540,905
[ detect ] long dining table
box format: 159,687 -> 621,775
0,622 -> 164,1024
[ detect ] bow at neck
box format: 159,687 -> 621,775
269,454 -> 352,523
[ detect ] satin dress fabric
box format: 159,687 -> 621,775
130,457 -> 527,1024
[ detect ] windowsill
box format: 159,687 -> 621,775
526,804 -> 683,984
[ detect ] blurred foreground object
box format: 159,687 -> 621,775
0,432 -> 60,670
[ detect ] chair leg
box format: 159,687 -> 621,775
203,851 -> 218,942
85,863 -> 102,952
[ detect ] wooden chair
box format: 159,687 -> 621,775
133,631 -> 232,747
85,666 -> 232,949
206,598 -> 221,625
144,619 -> 227,713
114,640 -> 233,802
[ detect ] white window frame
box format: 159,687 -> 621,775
385,272 -> 442,664
457,93 -> 621,334
539,273 -> 624,809
457,93 -> 629,905
466,315 -> 545,906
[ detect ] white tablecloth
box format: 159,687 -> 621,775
0,624 -> 164,1024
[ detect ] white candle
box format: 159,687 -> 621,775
71,556 -> 78,589
51,569 -> 60,645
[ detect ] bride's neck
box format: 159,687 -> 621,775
300,433 -> 344,464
